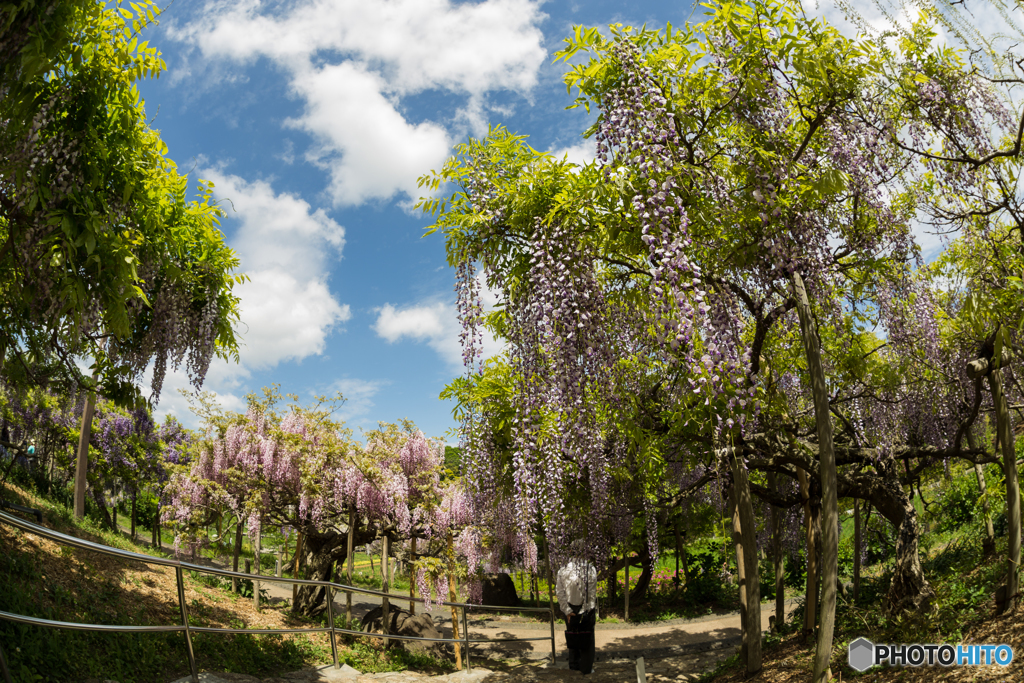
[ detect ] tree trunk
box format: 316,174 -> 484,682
731,455 -> 762,674
798,467 -> 819,641
853,498 -> 861,603
628,537 -> 654,602
130,492 -> 137,541
294,526 -> 374,618
968,432 -> 996,556
90,484 -> 114,530
876,456 -> 935,613
989,367 -> 1021,613
73,391 -> 97,520
770,472 -> 785,630
233,521 -> 243,594
791,270 -> 839,683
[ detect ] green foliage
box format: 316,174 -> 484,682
0,0 -> 243,401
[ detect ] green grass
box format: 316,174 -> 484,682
0,480 -> 456,683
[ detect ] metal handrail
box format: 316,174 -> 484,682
0,509 -> 558,683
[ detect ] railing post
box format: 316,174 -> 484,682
461,606 -> 471,672
175,566 -> 199,683
325,585 -> 339,669
549,607 -> 556,665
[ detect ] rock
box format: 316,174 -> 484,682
360,605 -> 452,657
315,663 -> 361,681
481,573 -> 518,607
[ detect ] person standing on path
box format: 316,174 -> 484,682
556,553 -> 598,674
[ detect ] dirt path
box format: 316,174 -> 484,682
113,525 -> 798,683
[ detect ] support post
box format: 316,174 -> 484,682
233,520 -> 243,594
346,507 -> 355,626
175,566 -> 199,683
73,390 -> 96,520
853,498 -> 861,603
447,532 -> 463,669
968,430 -> 996,556
624,546 -> 630,622
292,532 -> 304,606
326,585 -> 340,669
382,534 -> 390,648
462,605 -> 472,672
409,536 -> 417,615
254,525 -> 262,611
988,364 -> 1021,613
792,270 -> 839,683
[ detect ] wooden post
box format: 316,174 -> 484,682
792,270 -> 839,683
967,428 -> 996,554
988,364 -> 1021,613
292,532 -> 304,606
346,508 -> 355,626
73,390 -> 97,520
674,517 -> 682,594
130,491 -> 137,541
798,467 -> 818,641
447,532 -> 463,669
624,546 -> 630,622
254,525 -> 262,611
853,498 -> 861,603
382,534 -> 390,647
233,520 -> 243,594
409,536 -> 417,615
770,472 -> 785,629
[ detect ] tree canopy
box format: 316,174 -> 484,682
0,0 -> 243,404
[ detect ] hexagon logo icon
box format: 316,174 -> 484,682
849,638 -> 875,672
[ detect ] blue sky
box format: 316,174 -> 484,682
139,0 -> 712,441
137,0 -> 998,441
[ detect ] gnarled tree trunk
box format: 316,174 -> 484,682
294,524 -> 375,617
769,472 -> 785,629
731,455 -> 761,674
628,535 -> 654,602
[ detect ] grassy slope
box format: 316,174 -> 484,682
701,530 -> 1023,683
0,483 -> 454,683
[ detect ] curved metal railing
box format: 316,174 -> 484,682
0,508 -> 557,683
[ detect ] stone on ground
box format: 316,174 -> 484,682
480,574 -> 518,607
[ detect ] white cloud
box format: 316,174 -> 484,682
552,138 -> 597,167
170,0 -> 547,206
287,62 -> 452,206
151,365 -> 246,430
329,378 -> 387,424
204,170 -> 350,367
373,276 -> 505,370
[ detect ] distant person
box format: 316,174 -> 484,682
556,552 -> 597,674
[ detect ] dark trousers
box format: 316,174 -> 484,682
565,604 -> 595,674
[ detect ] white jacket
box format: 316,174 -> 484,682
555,558 -> 597,616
